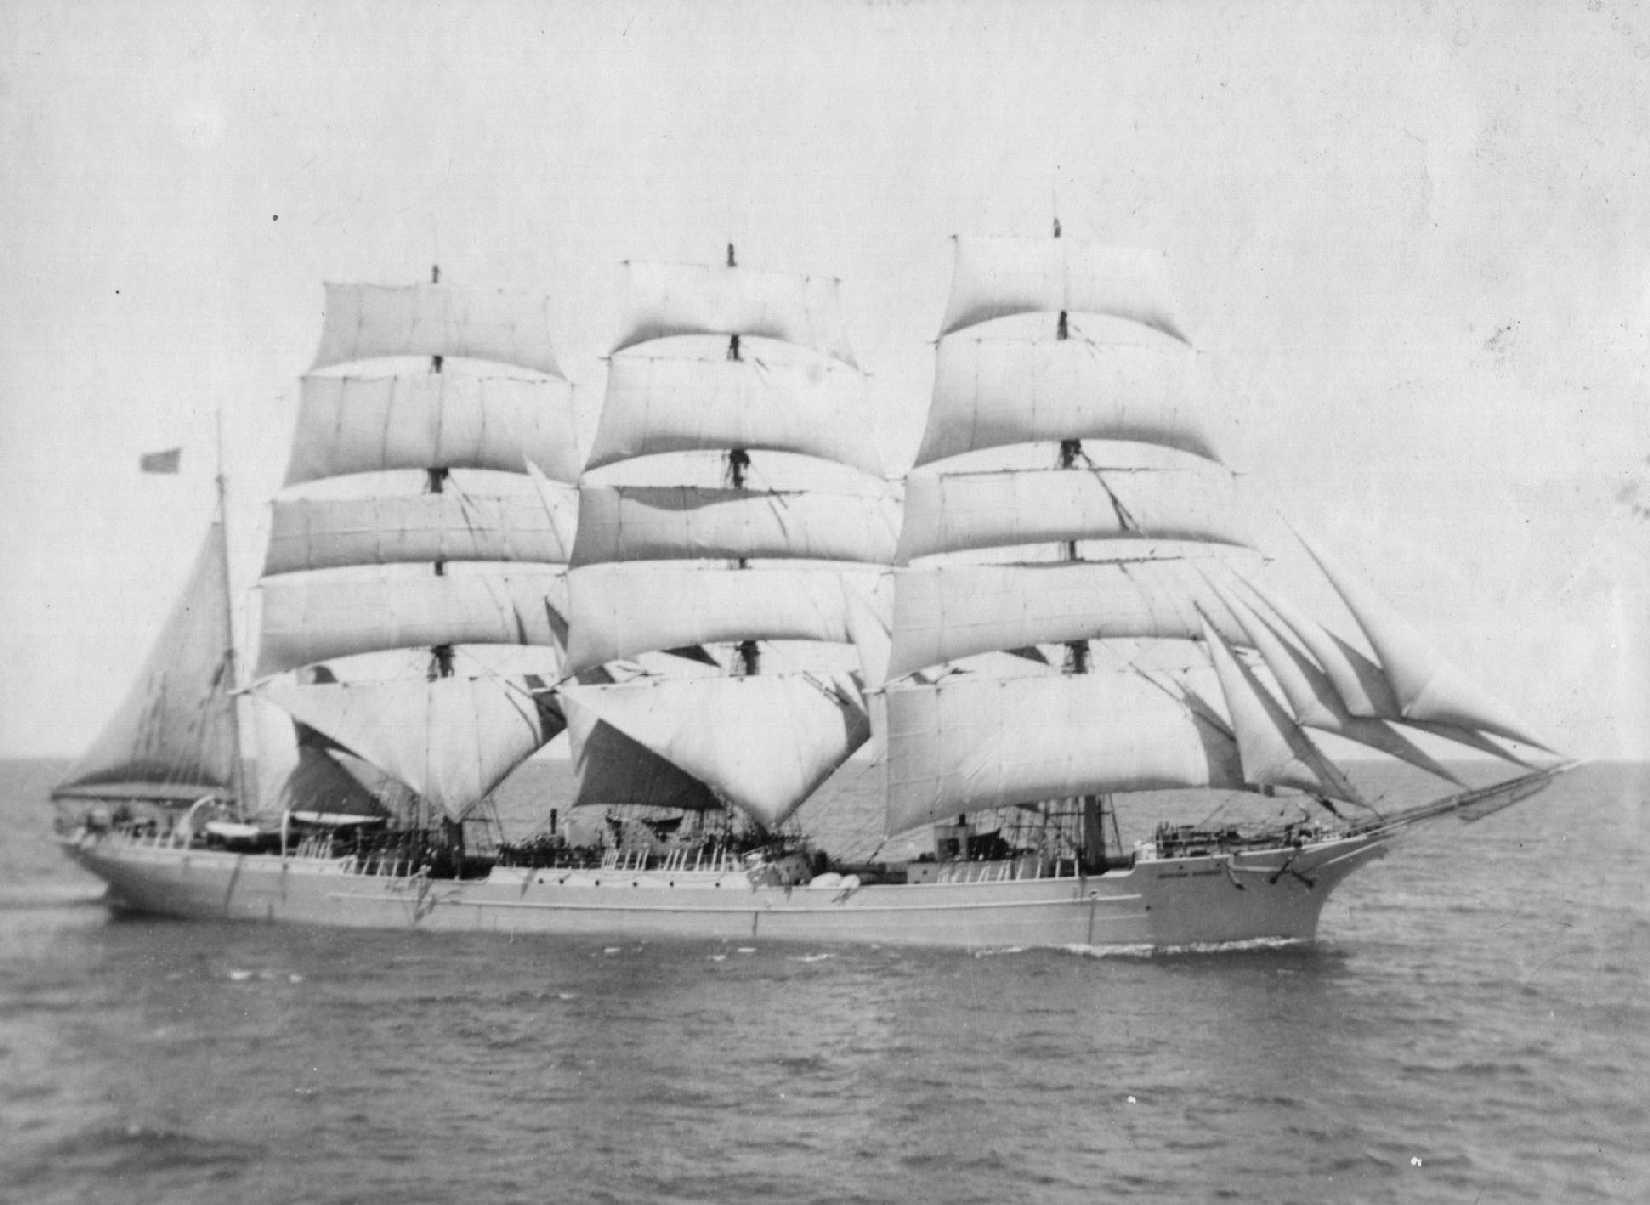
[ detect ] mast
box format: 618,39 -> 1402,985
887,226 -> 1552,846
426,263 -> 455,682
723,242 -> 761,678
1049,218 -> 1103,864
215,408 -> 251,820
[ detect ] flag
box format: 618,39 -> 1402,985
140,447 -> 182,474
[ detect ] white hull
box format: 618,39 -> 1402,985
61,830 -> 1391,950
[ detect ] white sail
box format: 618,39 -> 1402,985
309,282 -> 565,377
1299,536 -> 1557,750
1243,580 -> 1537,766
610,261 -> 857,366
263,489 -> 577,575
54,525 -> 237,802
939,237 -> 1188,343
255,674 -> 563,819
912,337 -> 1215,468
559,674 -> 870,829
255,568 -> 566,677
586,354 -> 883,476
1217,584 -> 1464,785
1200,617 -> 1363,804
571,484 -> 899,568
842,577 -> 894,688
887,560 -> 1246,681
284,374 -> 581,487
884,673 -> 1244,835
560,690 -> 722,811
564,564 -> 871,675
897,465 -> 1248,563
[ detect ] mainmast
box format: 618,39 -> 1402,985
426,263 -> 455,681
723,242 -> 761,678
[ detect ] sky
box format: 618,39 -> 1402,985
2,0 -> 1647,760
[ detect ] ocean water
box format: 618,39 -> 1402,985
2,758 -> 1646,1203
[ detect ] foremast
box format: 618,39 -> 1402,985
883,225 -> 1558,861
248,267 -> 580,832
560,243 -> 895,837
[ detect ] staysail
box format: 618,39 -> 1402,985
53,525 -> 238,803
1298,534 -> 1557,751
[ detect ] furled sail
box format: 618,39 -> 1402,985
586,353 -> 883,476
897,465 -> 1248,563
560,690 -> 722,812
571,484 -> 899,568
887,560 -> 1246,681
263,489 -> 577,575
938,236 -> 1189,343
1299,536 -> 1556,751
1200,617 -> 1364,803
53,525 -> 237,802
284,374 -> 581,487
610,261 -> 857,366
559,674 -> 870,829
309,282 -> 565,377
883,673 -> 1244,835
254,674 -> 564,819
256,568 -> 567,677
564,564 -> 874,675
912,337 -> 1215,468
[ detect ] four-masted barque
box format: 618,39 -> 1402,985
54,237 -> 1571,950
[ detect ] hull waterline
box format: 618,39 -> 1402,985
60,830 -> 1390,951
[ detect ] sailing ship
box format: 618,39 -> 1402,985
55,238 -> 1571,950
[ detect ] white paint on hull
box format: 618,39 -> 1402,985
62,832 -> 1390,950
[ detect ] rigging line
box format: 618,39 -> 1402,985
1133,664 -> 1236,740
1073,443 -> 1139,533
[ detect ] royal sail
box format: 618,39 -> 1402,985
309,281 -> 565,377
